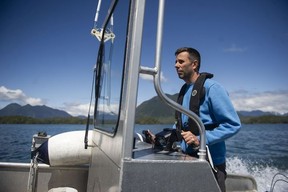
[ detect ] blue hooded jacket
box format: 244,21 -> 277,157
180,78 -> 241,165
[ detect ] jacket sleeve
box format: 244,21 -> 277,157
204,83 -> 241,145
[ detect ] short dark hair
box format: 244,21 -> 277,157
175,47 -> 201,71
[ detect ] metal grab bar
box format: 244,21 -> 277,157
139,0 -> 206,161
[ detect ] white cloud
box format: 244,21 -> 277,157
98,103 -> 119,114
62,102 -> 120,116
223,44 -> 246,53
230,90 -> 288,114
140,71 -> 167,82
0,86 -> 44,106
61,102 -> 92,116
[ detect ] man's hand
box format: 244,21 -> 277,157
181,130 -> 200,147
146,130 -> 156,144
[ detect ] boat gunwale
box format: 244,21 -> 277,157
0,162 -> 89,171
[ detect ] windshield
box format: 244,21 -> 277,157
93,0 -> 129,133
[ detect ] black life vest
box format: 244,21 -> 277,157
175,72 -> 218,136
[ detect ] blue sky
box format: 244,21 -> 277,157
1,0 -> 288,116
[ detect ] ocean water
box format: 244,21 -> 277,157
0,124 -> 287,191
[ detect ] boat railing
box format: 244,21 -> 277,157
139,0 -> 206,160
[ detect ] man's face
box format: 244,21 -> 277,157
175,51 -> 195,82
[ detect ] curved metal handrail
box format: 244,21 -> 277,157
140,0 -> 206,160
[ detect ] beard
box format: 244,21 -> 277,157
177,70 -> 193,82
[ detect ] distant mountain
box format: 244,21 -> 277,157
135,94 -> 178,124
135,94 -> 287,124
0,103 -> 22,115
237,110 -> 280,117
0,103 -> 72,119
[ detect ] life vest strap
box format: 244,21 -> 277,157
175,72 -> 216,136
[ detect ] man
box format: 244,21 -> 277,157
147,47 -> 241,191
174,47 -> 241,192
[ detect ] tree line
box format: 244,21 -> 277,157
135,115 -> 288,124
0,115 -> 287,124
0,116 -> 93,124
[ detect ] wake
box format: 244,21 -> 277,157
226,156 -> 288,192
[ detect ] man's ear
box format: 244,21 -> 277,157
192,60 -> 199,70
